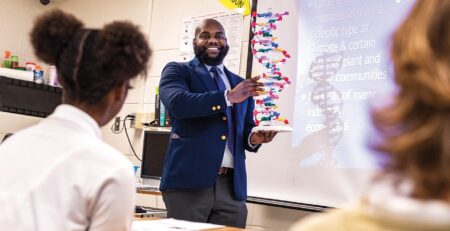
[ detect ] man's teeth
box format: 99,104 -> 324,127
207,47 -> 219,52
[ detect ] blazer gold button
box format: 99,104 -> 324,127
223,116 -> 227,121
217,105 -> 221,110
212,106 -> 216,111
221,135 -> 226,140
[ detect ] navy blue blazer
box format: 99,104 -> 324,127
159,58 -> 260,201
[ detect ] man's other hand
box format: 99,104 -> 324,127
250,131 -> 277,145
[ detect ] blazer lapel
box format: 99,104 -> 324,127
189,58 -> 217,91
188,59 -> 249,128
223,67 -> 241,89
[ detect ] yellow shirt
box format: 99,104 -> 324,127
290,199 -> 450,231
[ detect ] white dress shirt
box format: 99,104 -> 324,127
204,64 -> 234,168
0,104 -> 135,231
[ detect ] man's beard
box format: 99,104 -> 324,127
194,44 -> 229,66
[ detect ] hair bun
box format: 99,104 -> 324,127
30,9 -> 83,64
100,21 -> 151,77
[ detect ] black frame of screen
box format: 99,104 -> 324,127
140,130 -> 171,180
247,197 -> 332,212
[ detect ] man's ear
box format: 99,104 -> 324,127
193,38 -> 197,47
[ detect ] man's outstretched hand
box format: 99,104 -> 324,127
227,76 -> 264,104
250,131 -> 278,145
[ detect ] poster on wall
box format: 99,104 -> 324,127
179,11 -> 243,74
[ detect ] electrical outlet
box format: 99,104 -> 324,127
129,113 -> 136,128
113,117 -> 121,132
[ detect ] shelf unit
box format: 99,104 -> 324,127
0,76 -> 62,118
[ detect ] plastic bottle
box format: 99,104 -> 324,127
10,55 -> 19,69
25,62 -> 36,72
48,65 -> 58,86
2,51 -> 11,68
34,65 -> 44,84
160,102 -> 166,126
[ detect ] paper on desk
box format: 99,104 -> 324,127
135,183 -> 159,191
132,218 -> 224,231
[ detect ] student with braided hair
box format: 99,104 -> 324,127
0,9 -> 151,231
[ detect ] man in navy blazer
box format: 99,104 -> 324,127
159,19 -> 277,228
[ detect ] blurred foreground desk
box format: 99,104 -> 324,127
133,217 -> 246,231
136,187 -> 162,196
135,189 -> 246,230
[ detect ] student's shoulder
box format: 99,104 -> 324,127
289,209 -> 345,231
288,206 -> 373,231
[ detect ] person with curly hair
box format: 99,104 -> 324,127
0,10 -> 151,231
289,0 -> 450,230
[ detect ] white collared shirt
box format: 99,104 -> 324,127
204,64 -> 234,168
0,104 -> 135,231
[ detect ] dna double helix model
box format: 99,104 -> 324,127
251,10 -> 291,126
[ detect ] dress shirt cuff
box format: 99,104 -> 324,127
224,90 -> 232,107
248,132 -> 258,149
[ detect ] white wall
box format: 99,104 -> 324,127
0,0 -> 48,142
0,0 -> 312,230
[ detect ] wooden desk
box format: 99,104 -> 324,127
134,217 -> 246,231
136,188 -> 162,196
